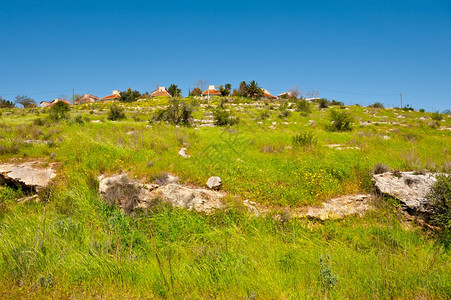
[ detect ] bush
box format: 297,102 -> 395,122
292,132 -> 317,148
427,174 -> 450,231
373,163 -> 391,174
154,99 -> 193,126
295,100 -> 311,116
370,102 -> 384,109
419,108 -> 425,113
326,109 -> 353,132
107,105 -> 126,121
73,114 -> 84,124
49,102 -> 70,121
317,98 -> 330,109
213,108 -> 239,126
431,112 -> 444,122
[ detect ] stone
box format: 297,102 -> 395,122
178,147 -> 191,158
373,171 -> 438,214
206,176 -> 222,190
98,174 -> 224,214
304,194 -> 371,220
0,161 -> 56,192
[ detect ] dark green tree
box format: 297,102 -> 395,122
119,88 -> 141,102
168,84 -> 182,98
0,97 -> 15,108
49,101 -> 70,120
190,87 -> 203,97
247,80 -> 264,99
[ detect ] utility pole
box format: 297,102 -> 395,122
400,93 -> 403,108
72,88 -> 75,104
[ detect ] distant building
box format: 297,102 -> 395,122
278,91 -> 294,99
74,94 -> 99,105
305,97 -> 320,102
262,89 -> 277,99
202,85 -> 221,98
40,98 -> 72,108
151,87 -> 171,97
100,90 -> 121,101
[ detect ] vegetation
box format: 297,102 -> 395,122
154,99 -> 193,125
295,99 -> 311,116
189,87 -> 202,97
326,109 -> 354,132
427,174 -> 451,232
15,95 -> 36,108
49,101 -> 70,121
0,97 -> 15,108
107,104 -> 127,121
119,88 -> 141,103
167,84 -> 182,98
213,107 -> 239,126
0,96 -> 450,298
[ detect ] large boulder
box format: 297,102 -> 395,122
373,171 -> 438,214
98,174 -> 224,214
0,161 -> 56,192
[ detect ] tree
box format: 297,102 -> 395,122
108,105 -> 126,121
288,87 -> 300,99
0,96 -> 15,108
190,87 -> 202,97
219,84 -> 232,97
247,80 -> 264,99
119,88 -> 141,102
168,84 -> 182,98
238,81 -> 248,97
194,79 -> 207,91
49,101 -> 70,120
15,95 -> 36,108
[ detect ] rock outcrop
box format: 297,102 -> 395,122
98,174 -> 224,214
304,194 -> 371,220
0,161 -> 56,192
372,171 -> 438,214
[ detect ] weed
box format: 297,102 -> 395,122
107,105 -> 126,121
319,254 -> 337,290
326,109 -> 353,132
103,176 -> 141,214
373,163 -> 391,174
292,132 -> 317,147
213,108 -> 239,126
427,174 -> 451,231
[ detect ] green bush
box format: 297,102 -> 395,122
427,174 -> 450,231
49,102 -> 70,121
213,107 -> 239,126
154,99 -> 193,126
73,114 -> 84,124
107,105 -> 126,121
431,112 -> 444,122
370,102 -> 384,109
326,109 -> 353,132
295,100 -> 311,116
292,132 -> 317,147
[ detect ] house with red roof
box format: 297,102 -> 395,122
99,90 -> 121,101
40,98 -> 72,108
151,86 -> 171,97
74,94 -> 99,105
262,89 -> 277,99
202,85 -> 221,98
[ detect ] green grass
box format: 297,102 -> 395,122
0,99 -> 450,298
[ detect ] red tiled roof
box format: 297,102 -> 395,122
263,92 -> 277,99
74,94 -> 98,104
100,94 -> 120,100
151,89 -> 171,97
202,89 -> 221,95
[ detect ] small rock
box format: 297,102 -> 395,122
206,176 -> 222,190
178,147 -> 190,158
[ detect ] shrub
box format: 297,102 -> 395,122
292,132 -> 317,148
103,176 -> 140,214
431,112 -> 444,122
317,98 -> 330,109
213,108 -> 239,126
49,101 -> 70,121
295,100 -> 311,116
427,174 -> 450,231
73,114 -> 84,124
256,110 -> 270,121
108,105 -> 126,121
373,163 -> 391,174
154,99 -> 193,126
419,108 -> 425,113
370,102 -> 384,109
326,109 -> 353,132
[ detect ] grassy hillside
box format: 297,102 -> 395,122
0,98 -> 450,298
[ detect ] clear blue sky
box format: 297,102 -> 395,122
1,0 -> 450,110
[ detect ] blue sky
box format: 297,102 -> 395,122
1,0 -> 450,110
